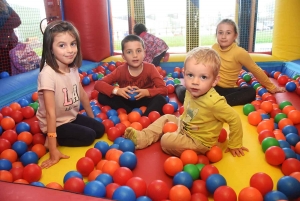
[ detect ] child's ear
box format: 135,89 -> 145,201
212,75 -> 220,87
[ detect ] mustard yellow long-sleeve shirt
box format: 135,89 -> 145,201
212,43 -> 277,93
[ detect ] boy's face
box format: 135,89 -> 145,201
122,41 -> 145,68
184,58 -> 219,98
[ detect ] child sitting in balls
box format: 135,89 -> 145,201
94,34 -> 168,116
125,47 -> 249,157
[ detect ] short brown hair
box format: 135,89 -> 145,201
184,47 -> 220,78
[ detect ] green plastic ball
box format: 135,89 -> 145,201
195,163 -> 205,172
183,164 -> 199,180
243,74 -> 251,82
243,103 -> 255,116
174,78 -> 181,85
97,73 -> 104,79
253,83 -> 262,90
29,102 -> 39,113
274,113 -> 287,124
261,137 -> 280,152
279,101 -> 292,110
292,75 -> 299,80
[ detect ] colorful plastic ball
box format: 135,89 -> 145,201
278,140 -> 291,149
18,131 -> 33,145
136,196 -> 152,201
46,182 -> 63,190
285,81 -> 297,92
109,115 -> 120,125
173,171 -> 194,189
183,164 -> 199,180
107,109 -> 118,117
32,133 -> 46,145
180,149 -> 198,165
148,111 -> 161,123
126,177 -> 147,198
31,181 -> 45,187
96,173 -> 113,186
21,106 -> 35,119
258,87 -> 268,97
168,101 -> 179,112
287,110 -> 300,124
147,180 -> 170,201
262,137 -> 280,152
12,140 -> 28,157
162,103 -> 175,114
162,122 -> 178,134
84,180 -> 106,198
0,71 -> 10,78
94,141 -> 110,157
238,187 -> 263,201
164,156 -> 183,177
166,84 -> 175,94
76,157 -> 94,177
264,190 -> 288,201
129,122 -> 143,131
119,151 -> 137,170
107,127 -> 122,141
277,176 -> 300,200
279,101 -> 292,110
30,144 -> 46,159
206,146 -> 223,163
85,148 -> 102,166
277,75 -> 289,85
169,185 -> 191,201
63,170 -> 83,183
20,151 -> 39,166
281,158 -> 300,175
1,106 -> 13,116
127,91 -> 138,101
282,125 -> 298,136
205,174 -> 227,194
0,159 -> 12,171
214,186 -> 237,201
1,117 -> 15,131
258,130 -> 275,144
200,164 -> 219,181
112,186 -> 136,201
0,170 -> 13,182
218,128 -> 227,143
15,122 -> 30,134
138,116 -> 151,129
10,110 -> 23,123
243,103 -> 256,116
1,130 -> 17,146
113,167 -> 133,185
105,183 -> 120,199
82,76 -> 91,86
190,179 -> 209,196
285,133 -> 300,146
265,146 -> 285,166
282,147 -> 297,159
119,139 -> 135,153
0,149 -> 17,163
23,163 -> 42,183
250,172 -> 273,196
18,99 -> 29,107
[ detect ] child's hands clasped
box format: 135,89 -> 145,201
225,146 -> 249,157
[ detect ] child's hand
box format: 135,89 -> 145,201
225,146 -> 249,157
274,86 -> 286,93
132,86 -> 150,100
41,148 -> 70,169
116,86 -> 133,99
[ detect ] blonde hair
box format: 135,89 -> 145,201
184,47 -> 221,78
216,19 -> 239,44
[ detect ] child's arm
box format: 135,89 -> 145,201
146,64 -> 168,96
79,83 -> 94,118
40,90 -> 69,169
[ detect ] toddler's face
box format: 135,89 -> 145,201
122,41 -> 145,68
184,58 -> 219,98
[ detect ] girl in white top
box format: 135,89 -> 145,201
36,20 -> 104,168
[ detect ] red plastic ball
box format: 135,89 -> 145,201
258,130 -> 275,144
148,111 -> 161,123
90,90 -> 99,99
265,146 -> 285,166
169,185 -> 191,201
76,157 -> 95,177
191,193 -> 209,201
85,148 -> 102,165
101,105 -> 111,114
138,116 -> 151,128
250,172 -> 273,196
190,180 -> 209,196
277,75 -> 289,86
238,187 -> 263,201
0,138 -> 11,154
63,177 -> 85,194
102,119 -> 115,133
112,167 -> 133,185
29,121 -> 42,134
21,106 -> 35,119
23,163 -> 42,183
147,180 -> 170,201
162,103 -> 175,114
106,183 -> 120,199
200,164 -> 219,181
1,130 -> 18,145
197,155 -> 210,165
107,127 -> 122,141
32,133 -> 46,145
9,166 -> 23,181
115,123 -> 127,134
281,158 -> 300,175
166,84 -> 175,94
1,106 -> 13,116
214,186 -> 237,201
126,177 -> 147,198
9,110 -> 23,123
218,128 -> 227,143
164,156 -> 183,177
178,106 -> 184,115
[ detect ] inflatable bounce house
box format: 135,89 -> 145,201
0,0 -> 300,200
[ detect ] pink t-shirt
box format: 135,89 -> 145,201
36,65 -> 81,133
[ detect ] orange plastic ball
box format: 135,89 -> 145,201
295,142 -> 300,155
0,149 -> 17,163
273,71 -> 282,79
238,187 -> 263,201
121,120 -> 131,128
278,118 -> 294,130
248,111 -> 262,126
0,170 -> 13,182
128,111 -> 141,123
105,149 -> 123,162
101,160 -> 120,176
17,131 -> 33,145
273,129 -> 286,141
96,159 -> 108,170
256,119 -> 274,134
164,156 -> 183,176
118,113 -> 128,122
180,150 -> 198,165
46,182 -> 63,190
290,172 -> 300,182
88,169 -> 102,181
14,179 -> 29,184
206,146 -> 223,163
31,144 -> 47,158
1,117 -> 15,130
129,122 -> 143,131
261,93 -> 272,101
139,106 -> 147,113
282,105 -> 296,115
287,110 -> 300,124
260,101 -> 273,113
169,185 -> 191,201
162,122 -> 178,134
31,92 -> 38,102
9,102 -> 21,111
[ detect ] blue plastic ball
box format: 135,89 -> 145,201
128,91 -> 138,101
285,133 -> 300,146
20,151 -> 39,166
63,170 -> 83,183
165,96 -> 169,102
107,109 -> 118,117
251,81 -> 258,87
278,140 -> 291,149
171,72 -> 179,78
18,99 -> 29,107
109,115 -> 120,125
282,148 -> 297,159
94,141 -> 110,157
119,139 -> 135,153
95,173 -> 113,186
12,140 -> 28,157
136,196 -> 152,201
110,143 -> 119,149
258,87 -> 268,96
169,101 -> 178,111
132,108 -> 143,115
31,181 -> 45,187
0,71 -> 10,79
87,69 -> 94,75
285,82 -> 297,92
0,159 -> 12,170
84,180 -> 106,198
112,186 -> 136,201
206,174 -> 227,194
82,77 -> 91,86
277,176 -> 300,200
94,117 -> 103,122
282,125 -> 298,135
173,171 -> 193,189
15,122 -> 30,134
0,126 -> 3,135
260,113 -> 270,120
92,105 -> 101,115
165,80 -> 175,86
119,151 -> 137,170
114,137 -> 125,145
264,190 -> 288,201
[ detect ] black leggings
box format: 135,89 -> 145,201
152,51 -> 167,67
56,114 -> 105,147
175,85 -> 256,106
98,93 -> 167,116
